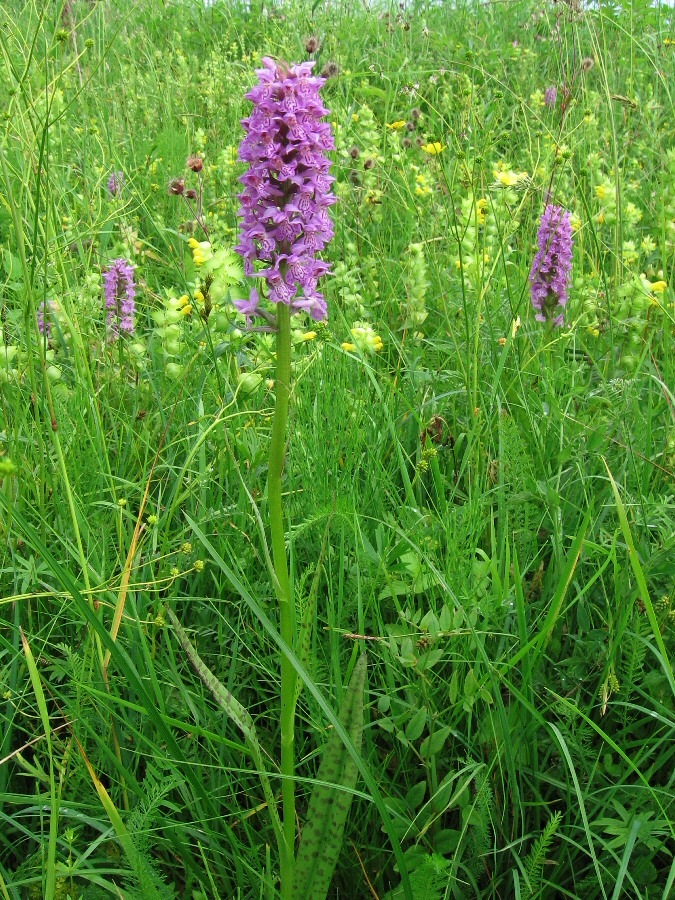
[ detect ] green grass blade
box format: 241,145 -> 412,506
603,458 -> 675,697
78,741 -> 164,900
20,630 -> 58,900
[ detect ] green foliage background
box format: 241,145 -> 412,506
0,0 -> 673,897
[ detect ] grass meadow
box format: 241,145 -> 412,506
0,0 -> 674,897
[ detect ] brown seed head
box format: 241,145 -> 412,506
349,146 -> 360,159
581,56 -> 595,72
363,157 -> 375,170
320,61 -> 339,79
305,36 -> 320,54
185,188 -> 198,200
186,155 -> 203,173
168,178 -> 185,196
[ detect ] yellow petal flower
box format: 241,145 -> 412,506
495,170 -> 527,187
421,141 -> 446,155
342,342 -> 356,351
386,120 -> 407,131
650,281 -> 667,293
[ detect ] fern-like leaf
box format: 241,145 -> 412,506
523,810 -> 562,898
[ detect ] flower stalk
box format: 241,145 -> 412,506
266,301 -> 297,895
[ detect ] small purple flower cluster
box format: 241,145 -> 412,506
103,258 -> 136,338
529,205 -> 573,327
544,86 -> 557,108
234,57 -> 336,322
37,301 -> 52,339
107,171 -> 124,197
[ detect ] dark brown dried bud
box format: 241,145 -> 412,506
349,146 -> 360,159
168,178 -> 185,196
305,36 -> 320,54
185,189 -> 198,200
410,108 -> 421,121
349,169 -> 360,185
186,155 -> 203,173
402,137 -> 413,149
406,121 -> 415,132
363,157 -> 375,170
415,137 -> 424,147
320,61 -> 339,79
581,56 -> 595,72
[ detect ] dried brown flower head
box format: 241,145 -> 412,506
320,61 -> 339,79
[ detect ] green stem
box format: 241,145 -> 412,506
267,301 -> 296,897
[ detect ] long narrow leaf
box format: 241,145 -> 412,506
294,654 -> 367,900
166,607 -> 285,857
20,631 -> 58,900
603,458 -> 675,696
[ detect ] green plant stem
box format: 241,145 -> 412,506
267,301 -> 296,897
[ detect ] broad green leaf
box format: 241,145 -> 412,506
420,725 -> 451,759
405,706 -> 427,742
294,654 -> 367,900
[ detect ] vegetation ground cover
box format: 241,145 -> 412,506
0,0 -> 674,897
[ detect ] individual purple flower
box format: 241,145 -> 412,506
234,57 -> 336,322
37,301 -> 52,339
103,258 -> 136,338
107,171 -> 124,197
529,205 -> 573,327
233,288 -> 263,326
544,86 -> 557,108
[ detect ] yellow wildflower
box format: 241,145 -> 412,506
650,281 -> 667,293
344,322 -> 384,354
495,169 -> 528,187
595,184 -> 608,201
188,238 -> 212,266
293,330 -> 317,344
476,198 -> 488,225
421,141 -> 446,155
386,120 -> 406,131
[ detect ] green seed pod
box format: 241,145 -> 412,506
237,372 -> 263,394
165,362 -> 183,379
